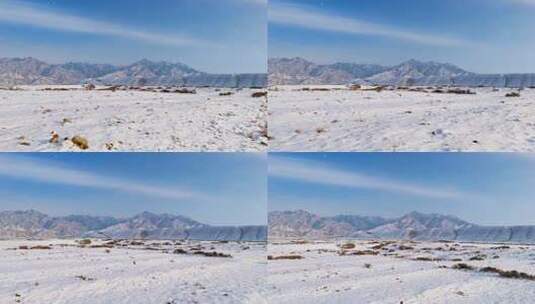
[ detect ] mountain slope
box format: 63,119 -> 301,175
367,211 -> 472,240
0,57 -> 86,86
94,211 -> 203,239
269,57 -> 535,87
269,210 -> 535,244
268,57 -> 388,85
0,57 -> 267,88
0,210 -> 266,241
268,210 -> 389,239
0,210 -> 121,239
92,59 -> 201,86
365,59 -> 471,86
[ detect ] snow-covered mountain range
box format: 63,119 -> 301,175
0,210 -> 267,241
269,210 -> 535,244
0,57 -> 267,88
268,57 -> 535,88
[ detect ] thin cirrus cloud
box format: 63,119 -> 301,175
0,1 -> 214,48
269,156 -> 465,199
0,155 -> 195,201
269,1 -> 468,47
241,0 -> 267,5
508,0 -> 535,5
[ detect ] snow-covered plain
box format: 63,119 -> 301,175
0,239 -> 267,304
268,85 -> 535,151
0,86 -> 267,152
267,240 -> 535,304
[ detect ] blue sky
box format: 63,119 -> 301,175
0,0 -> 266,73
269,153 -> 535,226
269,0 -> 535,73
0,153 -> 266,225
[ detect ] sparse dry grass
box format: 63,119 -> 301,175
252,91 -> 267,98
78,239 -> 92,245
414,256 -> 442,262
452,263 -> 474,270
75,275 -> 96,281
71,135 -> 89,150
479,267 -> 535,281
340,243 -> 356,250
268,255 -> 304,260
192,251 -> 232,258
339,250 -> 379,256
505,92 -> 520,97
450,263 -> 535,281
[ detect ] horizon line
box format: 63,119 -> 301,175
268,209 -> 535,227
268,56 -> 535,75
0,56 -> 268,75
0,208 -> 267,227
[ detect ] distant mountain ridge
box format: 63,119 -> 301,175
0,210 -> 267,241
268,57 -> 388,86
268,57 -> 535,88
0,57 -> 266,88
269,210 -> 535,244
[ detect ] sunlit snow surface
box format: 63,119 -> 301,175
266,240 -> 535,304
0,86 -> 267,152
0,239 -> 267,304
269,86 -> 535,152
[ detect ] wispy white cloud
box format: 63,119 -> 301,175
508,0 -> 535,5
269,2 -> 468,47
0,155 -> 194,201
269,156 -> 465,199
240,0 -> 267,6
0,1 -> 214,48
